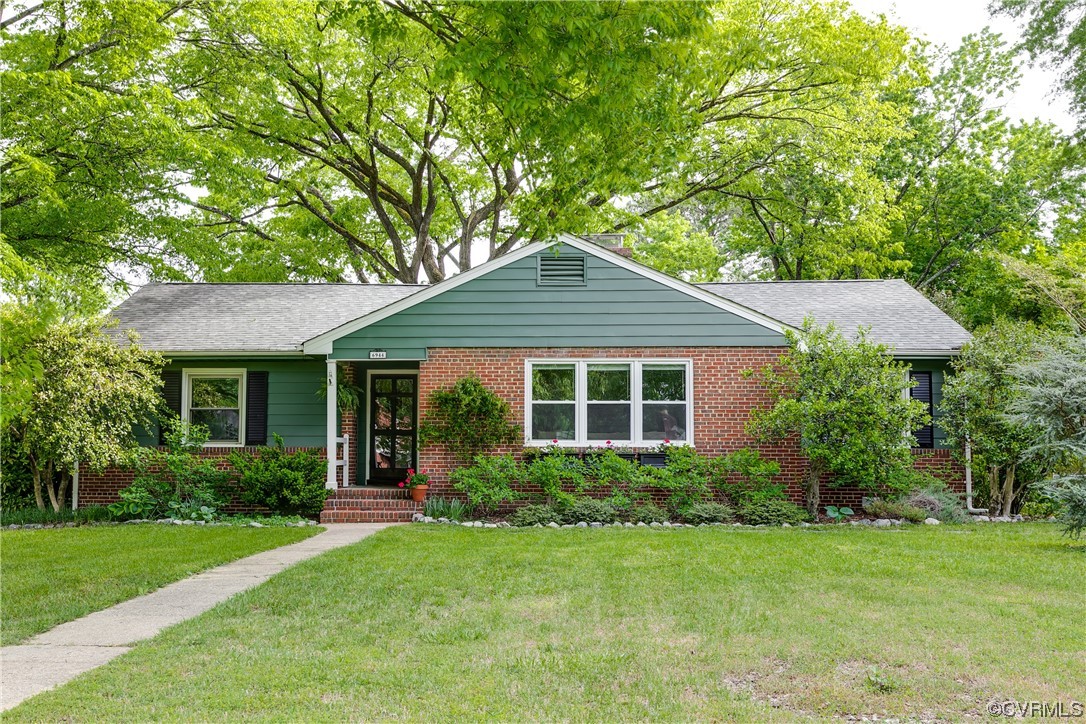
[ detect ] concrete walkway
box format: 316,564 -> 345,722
1,523 -> 390,712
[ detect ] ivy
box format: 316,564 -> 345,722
418,375 -> 520,464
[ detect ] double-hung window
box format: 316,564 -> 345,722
526,360 -> 692,446
182,369 -> 246,446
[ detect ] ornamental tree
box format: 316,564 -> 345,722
2,314 -> 164,511
748,320 -> 928,515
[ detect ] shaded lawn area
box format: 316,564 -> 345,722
8,524 -> 1084,721
0,525 -> 320,646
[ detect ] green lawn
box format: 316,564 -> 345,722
8,524 -> 1084,720
0,524 -> 320,646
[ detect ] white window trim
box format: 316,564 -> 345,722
523,359 -> 694,447
181,368 -> 247,447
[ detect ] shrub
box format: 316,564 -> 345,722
740,498 -> 809,526
419,375 -> 521,464
450,454 -> 521,514
1019,496 -> 1062,519
655,446 -> 712,514
508,504 -> 561,527
630,502 -> 669,524
1043,475 -> 1086,538
0,505 -> 113,526
525,453 -> 588,506
864,498 -> 927,523
588,450 -> 644,507
712,448 -> 784,504
680,502 -> 734,524
423,496 -> 472,521
230,434 -> 330,517
109,422 -> 231,520
558,498 -> 617,524
900,482 -> 967,523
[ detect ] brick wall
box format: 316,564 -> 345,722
417,347 -> 965,510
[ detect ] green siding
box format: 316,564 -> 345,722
143,358 -> 328,448
330,246 -> 786,359
905,358 -> 953,449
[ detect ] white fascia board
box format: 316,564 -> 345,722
301,233 -> 794,355
161,350 -> 308,358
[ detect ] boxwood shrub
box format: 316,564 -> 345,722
740,498 -> 809,526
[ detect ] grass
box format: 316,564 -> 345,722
7,523 -> 1084,720
0,524 -> 320,646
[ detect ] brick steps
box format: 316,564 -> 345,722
320,487 -> 422,524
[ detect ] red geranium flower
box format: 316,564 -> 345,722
398,481 -> 405,488
407,468 -> 415,475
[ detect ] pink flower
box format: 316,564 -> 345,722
606,440 -> 612,446
398,481 -> 405,488
663,439 -> 671,444
407,468 -> 415,475
552,438 -> 558,444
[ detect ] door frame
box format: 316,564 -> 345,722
364,368 -> 419,486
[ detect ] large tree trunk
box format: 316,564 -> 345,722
30,457 -> 45,510
989,466 -> 1001,515
1001,465 -> 1016,517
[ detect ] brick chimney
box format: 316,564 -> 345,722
581,233 -> 633,257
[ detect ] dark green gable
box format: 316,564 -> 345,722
330,245 -> 786,360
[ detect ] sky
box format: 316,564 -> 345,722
850,0 -> 1076,133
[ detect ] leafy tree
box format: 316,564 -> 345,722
623,213 -> 725,282
994,0 -> 1086,130
940,320 -> 1058,516
1007,337 -> 1086,536
0,0 -> 190,286
748,320 -> 927,515
1,313 -> 164,511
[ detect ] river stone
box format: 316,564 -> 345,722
547,522 -> 560,528
924,518 -> 941,525
874,519 -> 892,528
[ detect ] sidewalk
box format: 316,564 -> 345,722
0,523 -> 390,712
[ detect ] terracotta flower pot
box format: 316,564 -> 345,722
410,484 -> 429,503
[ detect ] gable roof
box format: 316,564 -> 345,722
111,283 -> 423,355
299,234 -> 791,354
699,279 -> 971,355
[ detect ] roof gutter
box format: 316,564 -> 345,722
158,349 -> 311,358
892,349 -> 962,359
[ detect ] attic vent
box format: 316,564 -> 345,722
537,255 -> 587,286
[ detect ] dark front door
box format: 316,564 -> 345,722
369,374 -> 417,485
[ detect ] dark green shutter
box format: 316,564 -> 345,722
159,371 -> 182,444
245,371 -> 269,446
909,371 -> 934,449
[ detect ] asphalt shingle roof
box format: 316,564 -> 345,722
698,279 -> 971,353
112,277 -> 970,354
112,283 -> 424,353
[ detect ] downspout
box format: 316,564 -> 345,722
963,437 -> 986,514
71,461 -> 79,511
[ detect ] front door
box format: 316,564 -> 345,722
368,374 -> 418,485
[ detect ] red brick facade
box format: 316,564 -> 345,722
416,347 -> 964,509
78,348 -> 963,515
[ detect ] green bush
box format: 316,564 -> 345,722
587,450 -> 644,506
655,446 -> 712,513
419,375 -> 521,464
740,498 -> 809,526
1043,475 -> 1086,538
712,448 -> 784,504
864,498 -> 927,523
508,503 -> 561,527
900,482 -> 967,523
630,502 -> 669,524
449,454 -> 521,514
0,433 -> 35,510
423,496 -> 472,521
558,498 -> 617,524
1019,497 -> 1062,519
525,453 -> 588,506
110,422 -> 231,521
680,502 -> 734,524
230,433 -> 330,517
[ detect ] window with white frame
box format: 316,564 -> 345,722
182,369 -> 246,445
526,360 -> 692,445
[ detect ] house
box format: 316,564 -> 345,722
77,234 -> 971,521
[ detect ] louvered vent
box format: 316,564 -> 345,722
537,255 -> 586,286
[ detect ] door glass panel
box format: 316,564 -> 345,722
642,366 -> 686,401
642,404 -> 687,441
531,404 -> 575,440
587,403 -> 631,440
394,436 -> 414,468
373,435 -> 393,469
395,397 -> 414,429
396,378 -> 414,393
375,378 -> 393,393
373,396 -> 392,429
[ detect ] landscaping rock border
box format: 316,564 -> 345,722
411,512 -> 1041,529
